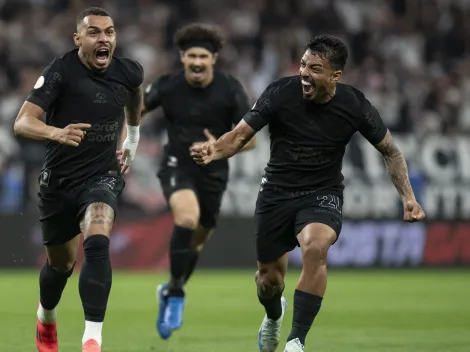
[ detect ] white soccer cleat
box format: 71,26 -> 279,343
258,296 -> 288,352
283,338 -> 304,352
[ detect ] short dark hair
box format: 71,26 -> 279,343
76,7 -> 112,28
305,35 -> 348,71
174,23 -> 224,53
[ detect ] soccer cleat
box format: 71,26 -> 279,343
156,284 -> 172,339
36,319 -> 58,352
258,296 -> 288,352
82,339 -> 101,352
283,338 -> 304,352
164,296 -> 185,330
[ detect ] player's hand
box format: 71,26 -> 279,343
53,123 -> 91,147
119,138 -> 139,174
116,150 -> 130,175
403,200 -> 425,222
190,128 -> 217,149
190,141 -> 215,166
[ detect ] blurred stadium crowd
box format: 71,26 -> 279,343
1,0 -> 470,214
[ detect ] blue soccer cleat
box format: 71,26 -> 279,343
164,296 -> 185,330
156,284 -> 172,340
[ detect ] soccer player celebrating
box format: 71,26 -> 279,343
13,7 -> 144,352
190,35 -> 425,352
140,23 -> 255,339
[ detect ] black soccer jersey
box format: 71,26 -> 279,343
26,49 -> 143,188
244,76 -> 387,193
144,70 -> 250,177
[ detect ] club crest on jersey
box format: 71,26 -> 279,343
39,168 -> 51,187
113,85 -> 128,106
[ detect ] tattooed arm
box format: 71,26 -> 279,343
374,130 -> 415,202
374,130 -> 425,222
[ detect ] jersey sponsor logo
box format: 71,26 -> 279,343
86,121 -> 119,143
286,147 -> 333,165
39,168 -> 51,187
94,92 -> 107,104
33,76 -> 45,89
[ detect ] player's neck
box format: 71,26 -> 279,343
313,85 -> 336,104
185,70 -> 214,88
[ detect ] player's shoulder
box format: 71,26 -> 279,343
335,82 -> 367,108
111,56 -> 144,89
266,75 -> 300,95
152,70 -> 186,93
214,71 -> 246,93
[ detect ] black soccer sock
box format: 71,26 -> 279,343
258,285 -> 284,321
79,235 -> 112,322
287,289 -> 323,346
39,260 -> 74,310
183,250 -> 199,284
168,226 -> 194,296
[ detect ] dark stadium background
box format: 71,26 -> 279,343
1,0 -> 469,351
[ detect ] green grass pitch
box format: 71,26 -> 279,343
1,269 -> 469,351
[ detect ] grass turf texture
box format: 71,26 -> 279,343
1,269 -> 469,351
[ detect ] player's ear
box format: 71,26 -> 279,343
73,32 -> 80,47
212,53 -> 219,65
331,70 -> 342,83
179,50 -> 186,63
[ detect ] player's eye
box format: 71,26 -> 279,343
300,62 -> 306,67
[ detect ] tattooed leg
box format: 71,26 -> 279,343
79,202 -> 115,347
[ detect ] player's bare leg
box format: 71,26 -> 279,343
184,224 -> 214,283
157,189 -> 199,338
79,202 -> 115,352
37,236 -> 80,352
283,223 -> 336,352
256,254 -> 289,352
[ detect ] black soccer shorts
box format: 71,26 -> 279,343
38,174 -> 125,246
254,186 -> 343,263
158,164 -> 226,229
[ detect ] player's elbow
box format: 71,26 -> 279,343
13,117 -> 24,137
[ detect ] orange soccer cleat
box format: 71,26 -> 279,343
36,319 -> 58,352
82,339 -> 101,352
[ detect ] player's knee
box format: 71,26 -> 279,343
255,268 -> 283,298
302,239 -> 330,265
49,259 -> 76,273
174,214 -> 199,229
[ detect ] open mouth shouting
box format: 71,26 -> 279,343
301,78 -> 316,97
94,47 -> 110,67
190,66 -> 205,80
